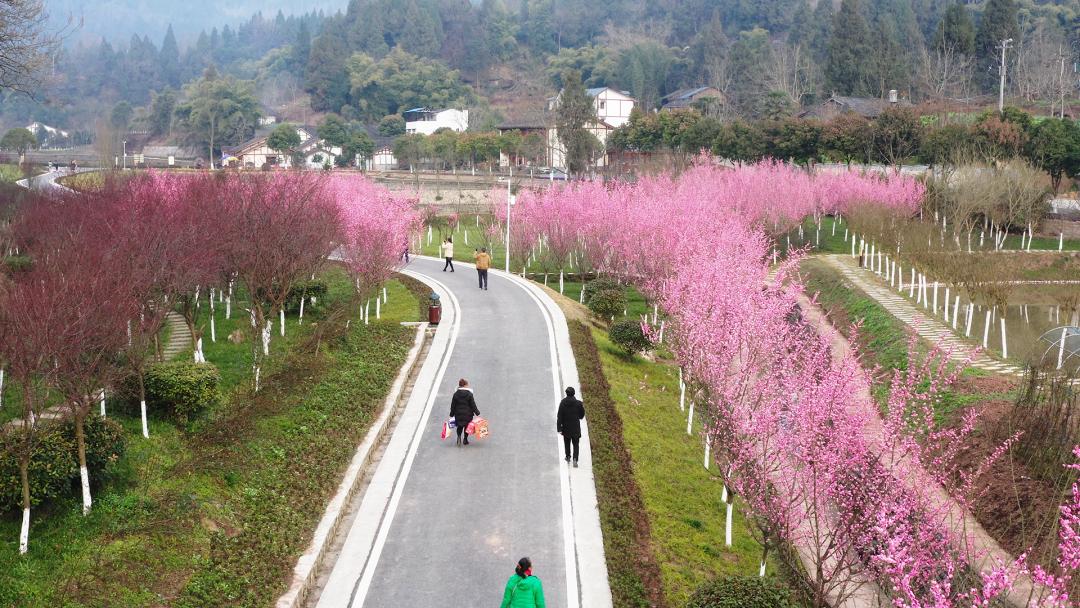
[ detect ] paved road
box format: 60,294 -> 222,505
314,257 -> 609,608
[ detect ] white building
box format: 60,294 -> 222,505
403,108 -> 469,135
543,86 -> 636,172
25,122 -> 69,138
370,145 -> 397,170
225,126 -> 319,168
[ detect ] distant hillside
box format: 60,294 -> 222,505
47,0 -> 347,44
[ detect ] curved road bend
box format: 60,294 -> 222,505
314,257 -> 610,608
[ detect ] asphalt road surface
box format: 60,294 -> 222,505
316,256 -> 601,608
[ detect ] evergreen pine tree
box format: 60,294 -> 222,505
975,0 -> 1019,90
159,25 -> 181,88
293,21 -> 311,71
305,20 -> 351,113
935,3 -> 975,55
826,0 -> 874,96
555,70 -> 599,174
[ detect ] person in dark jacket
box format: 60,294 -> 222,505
449,378 -> 479,446
500,557 -> 546,608
556,387 -> 585,467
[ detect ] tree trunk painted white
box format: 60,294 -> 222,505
364,299 -> 370,325
559,271 -> 564,294
226,282 -> 233,319
126,319 -> 132,347
980,231 -> 985,247
254,365 -> 261,392
1001,318 -> 1008,359
944,288 -> 950,322
279,308 -> 286,337
383,287 -> 388,304
759,560 -> 766,577
844,228 -> 848,242
1059,327 -> 1068,370
679,374 -> 685,412
464,230 -> 468,246
658,320 -> 664,344
966,305 -> 974,337
933,282 -> 938,314
1020,231 -> 1026,251
262,322 -> 271,356
898,266 -> 903,291
952,296 -> 960,330
579,287 -> 584,304
80,465 -> 92,515
376,297 -> 381,320
140,399 -> 149,438
0,367 -> 4,409
686,402 -> 694,435
99,389 -> 106,418
983,310 -> 992,348
298,296 -> 305,326
427,225 -> 432,244
194,338 -> 206,363
725,501 -> 733,547
832,221 -> 836,236
850,237 -> 856,257
915,274 -> 923,304
908,269 -> 915,298
1061,233 -> 1065,251
210,314 -> 216,343
19,508 -> 29,554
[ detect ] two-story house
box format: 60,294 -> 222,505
539,86 -> 636,172
403,108 -> 470,135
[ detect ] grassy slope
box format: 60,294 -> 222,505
590,327 -> 767,606
0,271 -> 421,607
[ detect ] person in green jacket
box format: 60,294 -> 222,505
500,557 -> 546,608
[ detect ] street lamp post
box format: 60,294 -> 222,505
999,38 -> 1013,114
505,166 -> 514,274
122,140 -> 127,170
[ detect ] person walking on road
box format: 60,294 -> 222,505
450,378 -> 479,446
557,387 -> 585,467
441,237 -> 455,272
500,557 -> 546,608
402,240 -> 410,263
475,247 -> 491,290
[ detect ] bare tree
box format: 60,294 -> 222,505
1014,18 -> 1067,111
0,0 -> 66,94
767,42 -> 816,107
916,43 -> 975,104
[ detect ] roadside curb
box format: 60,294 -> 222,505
276,321 -> 429,608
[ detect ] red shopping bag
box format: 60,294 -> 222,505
440,421 -> 450,440
472,417 -> 489,440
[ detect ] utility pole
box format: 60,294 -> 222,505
999,38 -> 1013,114
504,167 -> 514,274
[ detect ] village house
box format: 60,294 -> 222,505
661,86 -> 725,113
403,107 -> 469,135
544,86 -> 635,171
223,125 -> 334,168
799,91 -> 911,121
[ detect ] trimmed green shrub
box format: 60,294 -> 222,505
144,361 -> 222,425
285,279 -> 328,313
588,288 -> 627,320
3,255 -> 32,273
685,575 -> 796,608
0,415 -> 125,513
583,277 -> 622,304
608,319 -> 651,355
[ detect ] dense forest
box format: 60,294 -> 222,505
7,0 -> 1080,153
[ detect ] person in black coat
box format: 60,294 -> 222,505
557,387 -> 585,467
449,378 -> 480,446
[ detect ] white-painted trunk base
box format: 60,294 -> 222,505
262,322 -> 272,356
19,508 -> 29,554
376,297 -> 381,320
686,402 -> 694,435
280,309 -> 286,337
299,297 -> 305,326
759,560 -> 766,577
141,400 -> 149,438
99,390 -> 106,418
725,502 -> 733,547
210,315 -> 217,343
80,466 -> 91,515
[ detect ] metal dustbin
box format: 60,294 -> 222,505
428,292 -> 442,325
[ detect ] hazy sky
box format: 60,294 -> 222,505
47,0 -> 347,46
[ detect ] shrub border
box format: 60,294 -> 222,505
567,319 -> 667,608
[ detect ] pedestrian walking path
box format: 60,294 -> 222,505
818,254 -> 1024,376
161,312 -> 192,360
310,257 -> 610,608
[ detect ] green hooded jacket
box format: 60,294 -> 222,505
499,574 -> 546,608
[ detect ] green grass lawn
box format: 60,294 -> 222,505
0,270 -> 422,606
801,257 -> 1017,422
0,164 -> 23,183
589,327 -> 768,606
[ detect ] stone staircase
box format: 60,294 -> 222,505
161,311 -> 192,361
